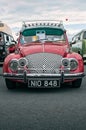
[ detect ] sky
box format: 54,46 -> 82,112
0,0 -> 86,40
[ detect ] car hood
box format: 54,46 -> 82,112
19,43 -> 68,57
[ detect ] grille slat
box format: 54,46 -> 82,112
26,53 -> 62,74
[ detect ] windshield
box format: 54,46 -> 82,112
20,28 -> 66,44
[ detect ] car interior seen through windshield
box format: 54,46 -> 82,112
20,28 -> 65,44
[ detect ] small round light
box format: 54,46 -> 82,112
18,58 -> 28,67
62,58 -> 69,68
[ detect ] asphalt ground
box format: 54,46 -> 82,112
0,65 -> 86,130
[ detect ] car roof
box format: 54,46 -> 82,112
20,20 -> 66,32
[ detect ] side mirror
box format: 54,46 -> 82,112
8,40 -> 17,53
69,40 -> 76,48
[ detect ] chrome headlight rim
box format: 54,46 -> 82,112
61,58 -> 78,70
69,58 -> 78,70
9,59 -> 19,72
18,57 -> 28,68
61,58 -> 70,68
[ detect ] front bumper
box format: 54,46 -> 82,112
1,71 -> 85,83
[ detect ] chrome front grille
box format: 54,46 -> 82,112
26,53 -> 62,74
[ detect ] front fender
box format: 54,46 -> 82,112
3,53 -> 21,73
66,52 -> 84,72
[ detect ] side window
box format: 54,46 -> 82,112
6,35 -> 10,46
9,36 -> 12,43
83,31 -> 86,39
0,32 -> 4,42
4,34 -> 8,43
72,33 -> 81,45
10,36 -> 17,45
76,35 -> 80,41
72,36 -> 76,43
6,35 -> 9,42
4,34 -> 10,46
10,36 -> 14,42
72,36 -> 78,44
75,33 -> 81,42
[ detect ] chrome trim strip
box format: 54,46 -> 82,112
3,72 -> 85,83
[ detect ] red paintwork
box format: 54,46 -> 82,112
8,45 -> 16,53
3,53 -> 21,73
66,52 -> 84,72
3,30 -> 84,77
19,43 -> 68,57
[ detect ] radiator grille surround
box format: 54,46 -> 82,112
26,53 -> 62,74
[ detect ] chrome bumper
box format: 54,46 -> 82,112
2,71 -> 85,83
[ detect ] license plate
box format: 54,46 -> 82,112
28,79 -> 60,88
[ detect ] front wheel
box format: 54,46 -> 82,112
71,79 -> 82,88
5,79 -> 16,89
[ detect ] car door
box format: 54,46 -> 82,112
72,33 -> 82,55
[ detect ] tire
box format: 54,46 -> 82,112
5,78 -> 16,89
71,79 -> 82,88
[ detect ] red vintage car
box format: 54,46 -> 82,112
2,20 -> 85,89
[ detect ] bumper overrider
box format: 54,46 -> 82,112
0,71 -> 85,83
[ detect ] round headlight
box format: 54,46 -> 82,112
9,59 -> 18,71
62,58 -> 69,68
70,58 -> 78,70
18,58 -> 28,67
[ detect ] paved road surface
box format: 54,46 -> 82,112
0,66 -> 86,130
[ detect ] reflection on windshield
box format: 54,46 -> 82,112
20,34 -> 65,44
